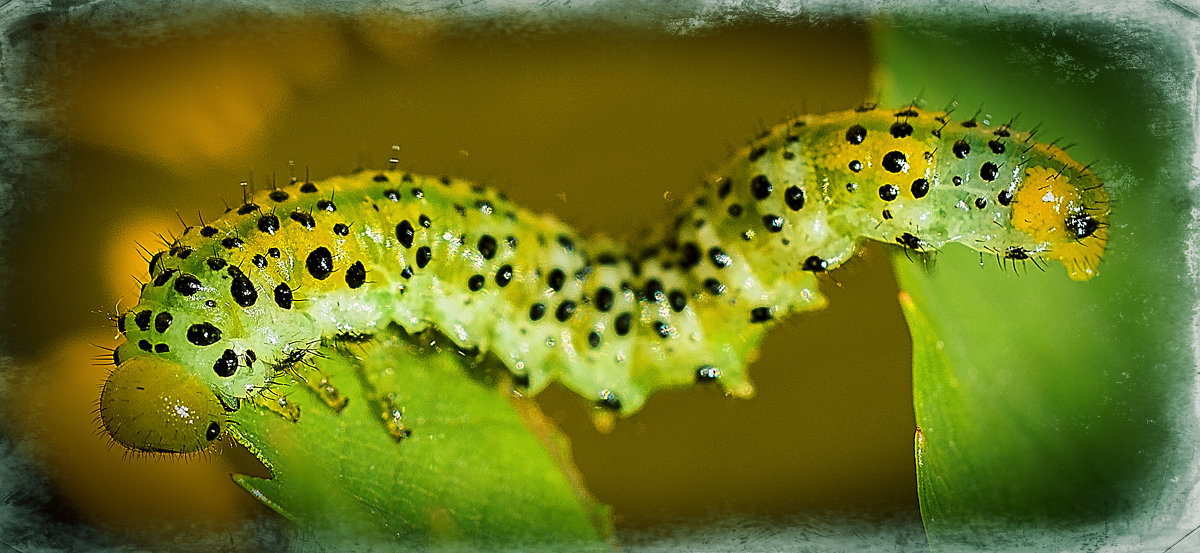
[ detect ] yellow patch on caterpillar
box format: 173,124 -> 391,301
1011,165 -> 1108,281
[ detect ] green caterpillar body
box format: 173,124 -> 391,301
99,105 -> 1109,453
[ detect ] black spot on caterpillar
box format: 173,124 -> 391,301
98,106 -> 1109,453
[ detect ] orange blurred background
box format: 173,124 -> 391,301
0,13 -> 919,548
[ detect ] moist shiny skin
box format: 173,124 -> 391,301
113,105 -> 1110,423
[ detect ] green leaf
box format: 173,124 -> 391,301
874,12 -> 1194,550
227,329 -> 611,550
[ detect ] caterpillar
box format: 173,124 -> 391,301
98,104 -> 1109,454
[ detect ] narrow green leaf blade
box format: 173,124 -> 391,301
228,330 -> 611,550
874,11 -> 1194,551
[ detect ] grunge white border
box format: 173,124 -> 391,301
0,1 -> 1195,552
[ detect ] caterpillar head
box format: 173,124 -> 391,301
100,356 -> 227,454
1012,165 -> 1110,281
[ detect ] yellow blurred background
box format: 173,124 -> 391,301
0,13 -> 918,548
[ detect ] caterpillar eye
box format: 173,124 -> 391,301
99,357 -> 226,454
1065,213 -> 1100,240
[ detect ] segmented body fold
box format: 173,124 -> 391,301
100,105 -> 1109,453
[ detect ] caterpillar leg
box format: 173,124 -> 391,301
347,352 -> 413,442
251,392 -> 302,423
295,365 -> 350,413
368,389 -> 413,442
